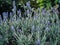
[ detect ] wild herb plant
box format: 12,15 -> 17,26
0,1 -> 60,45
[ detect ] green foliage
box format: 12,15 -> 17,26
37,0 -> 58,9
0,8 -> 60,45
0,0 -> 59,8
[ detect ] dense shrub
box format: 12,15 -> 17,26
0,0 -> 60,45
0,6 -> 60,45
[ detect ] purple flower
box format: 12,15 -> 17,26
17,9 -> 21,15
36,39 -> 40,45
2,12 -> 8,19
42,8 -> 46,15
26,1 -> 31,10
26,1 -> 30,7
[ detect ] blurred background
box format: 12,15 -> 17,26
0,0 -> 59,9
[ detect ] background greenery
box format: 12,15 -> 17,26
0,0 -> 59,8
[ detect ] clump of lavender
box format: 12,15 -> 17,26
26,1 -> 31,9
0,1 -> 60,45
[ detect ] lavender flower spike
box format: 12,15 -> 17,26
36,39 -> 41,45
26,1 -> 30,7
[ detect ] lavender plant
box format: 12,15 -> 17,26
0,1 -> 60,45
